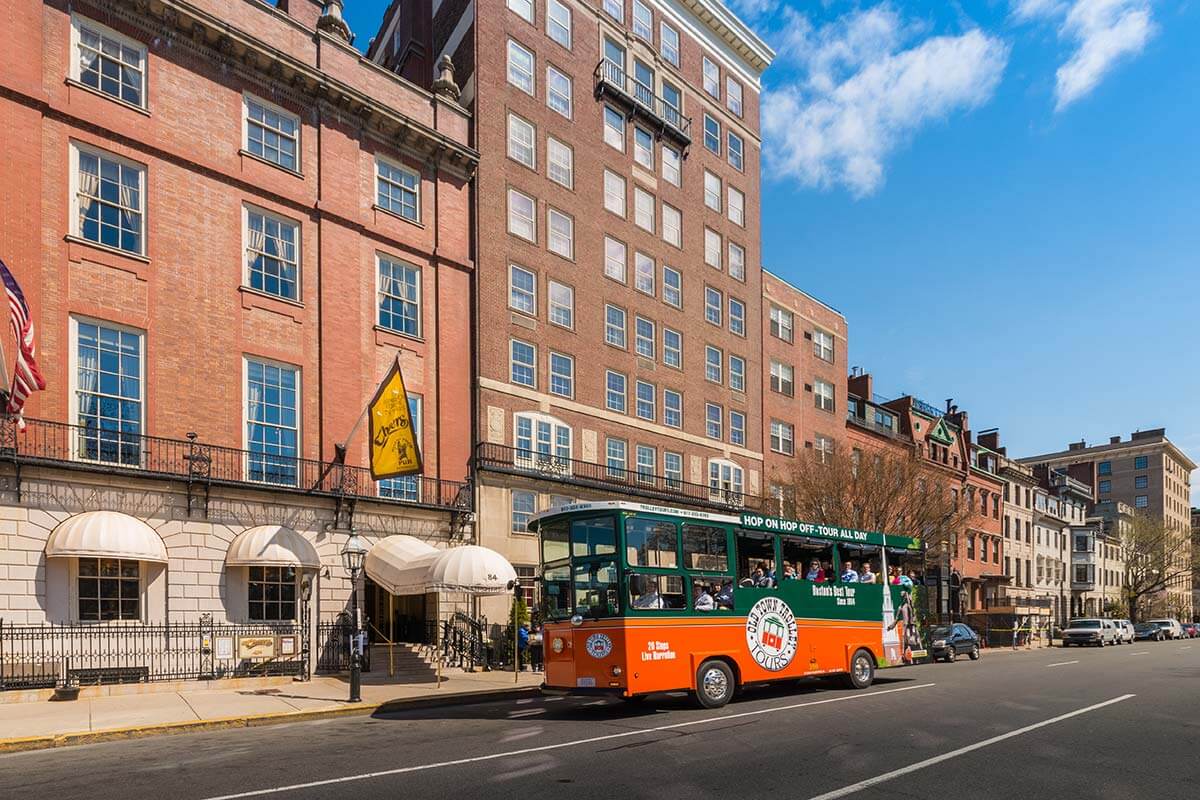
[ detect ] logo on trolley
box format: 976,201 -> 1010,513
584,632 -> 613,659
745,597 -> 798,671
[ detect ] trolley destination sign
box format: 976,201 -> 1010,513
737,513 -> 921,551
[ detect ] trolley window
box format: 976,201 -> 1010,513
625,517 -> 678,568
682,524 -> 729,572
780,535 -> 834,582
542,562 -> 572,619
573,560 -> 618,617
572,516 -> 617,558
736,529 -> 776,587
628,572 -> 686,610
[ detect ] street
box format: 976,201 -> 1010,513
2,642 -> 1197,799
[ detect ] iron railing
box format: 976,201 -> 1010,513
593,59 -> 692,144
315,619 -> 372,674
474,442 -> 762,513
0,417 -> 468,512
910,398 -> 944,419
987,595 -> 1055,609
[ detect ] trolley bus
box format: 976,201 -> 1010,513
531,501 -> 926,708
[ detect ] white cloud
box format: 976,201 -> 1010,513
762,6 -> 1009,197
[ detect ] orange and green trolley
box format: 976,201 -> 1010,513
531,501 -> 926,708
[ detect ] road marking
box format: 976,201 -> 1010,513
1045,660 -> 1078,667
197,683 -> 936,800
1129,651 -> 1149,656
1181,646 -> 1192,651
507,708 -> 546,718
804,694 -> 1135,800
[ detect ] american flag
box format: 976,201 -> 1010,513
0,258 -> 46,426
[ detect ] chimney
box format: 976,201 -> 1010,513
1067,440 -> 1086,451
977,430 -> 1000,451
847,371 -> 872,402
1109,436 -> 1121,444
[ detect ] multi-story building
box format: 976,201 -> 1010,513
1193,507 -> 1200,621
761,272 -> 847,495
1022,429 -> 1196,618
1091,499 -> 1135,615
0,0 -> 477,676
369,1 -> 774,623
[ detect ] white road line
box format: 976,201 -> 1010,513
506,709 -> 546,718
1129,651 -> 1149,656
1045,660 -> 1078,667
197,683 -> 936,800
804,694 -> 1135,800
1180,646 -> 1192,651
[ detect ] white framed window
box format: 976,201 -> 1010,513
514,412 -> 572,472
509,264 -> 536,315
703,114 -> 721,154
245,206 -> 300,301
377,255 -> 421,337
507,40 -> 535,94
660,22 -> 680,66
635,316 -> 656,359
662,145 -> 681,186
71,15 -> 147,109
606,370 -> 627,413
73,143 -> 145,256
605,304 -> 627,348
378,393 -> 423,501
704,228 -> 721,269
729,354 -> 745,392
633,0 -> 653,40
662,204 -> 682,247
728,241 -> 746,281
815,434 -> 835,465
602,0 -> 624,23
814,379 -> 835,412
603,105 -> 626,151
547,136 -> 573,188
507,0 -> 533,23
709,459 -> 744,500
507,113 -> 536,168
635,251 -> 655,295
507,188 -> 536,241
771,360 -> 794,396
704,286 -> 722,325
604,170 -> 626,217
661,80 -> 682,123
705,403 -> 723,440
727,77 -> 744,117
245,357 -> 300,486
770,305 -> 794,342
705,345 -> 722,383
728,131 -> 744,171
728,297 -> 746,336
510,339 -> 536,387
813,329 -> 835,361
663,390 -> 683,429
549,351 -> 574,398
728,186 -> 745,226
702,56 -> 720,99
635,380 -> 656,421
547,66 -> 573,118
547,207 -> 574,259
634,127 -> 655,170
730,411 -> 746,446
244,93 -> 300,172
606,437 -> 627,478
663,328 -> 682,368
635,444 -> 656,483
548,280 -> 573,328
71,317 -> 144,466
547,0 -> 572,49
604,236 -> 627,282
512,490 -> 537,534
663,266 -> 682,308
771,420 -> 795,456
634,188 -> 655,233
704,170 -> 722,211
376,157 -> 420,221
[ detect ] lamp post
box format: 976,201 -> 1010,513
341,531 -> 368,703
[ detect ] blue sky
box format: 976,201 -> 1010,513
345,2 -> 1200,502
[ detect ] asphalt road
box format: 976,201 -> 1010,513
3,640 -> 1199,800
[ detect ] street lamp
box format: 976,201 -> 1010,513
340,531 -> 368,703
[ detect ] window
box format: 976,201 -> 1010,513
1135,495 -> 1148,508
815,434 -> 835,464
507,188 -> 536,241
510,339 -> 536,387
705,345 -> 722,383
244,95 -> 300,171
604,170 -> 626,216
547,137 -> 573,188
729,354 -> 745,392
727,131 -> 744,171
507,114 -> 536,168
547,66 -> 573,117
661,80 -> 682,122
1134,455 -> 1148,470
245,207 -> 299,300
246,358 -> 299,485
663,328 -> 682,368
509,265 -> 535,315
730,411 -> 746,446
72,17 -> 146,108
702,56 -> 720,99
602,0 -> 624,22
549,352 -> 574,398
512,490 -> 536,534
378,394 -> 423,500
728,298 -> 745,336
705,403 -> 723,440
633,0 -> 653,39
248,566 -> 297,621
662,145 -> 681,186
727,186 -> 745,226
634,127 -> 654,169
704,170 -> 722,211
635,445 -> 657,484
814,379 -> 835,412
77,558 -> 140,621
1135,475 -> 1148,489
771,420 -> 795,455
704,228 -> 722,269
875,409 -> 895,431
606,370 -> 627,413
664,451 -> 683,487
770,306 -> 794,342
704,287 -> 722,325
663,267 -> 682,308
74,145 -> 144,255
547,208 -> 574,258
636,381 -> 656,421
74,319 -> 143,465
634,188 -> 655,233
604,236 -> 626,282
376,158 -> 420,221
726,77 -> 743,116
606,437 -> 627,478
603,105 -> 625,151
605,304 -> 627,348
377,255 -> 421,336
662,204 -> 682,247
728,242 -> 746,281
813,329 -> 835,361
703,115 -> 721,154
508,0 -> 533,22
635,252 -> 655,295
547,0 -> 571,48
771,360 -> 794,396
507,40 -> 534,94
664,390 -> 682,428
1098,480 -> 1111,494
709,460 -> 744,500
1098,461 -> 1111,476
632,59 -> 655,108
635,316 -> 656,359
548,280 -> 573,328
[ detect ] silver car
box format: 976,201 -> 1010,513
1061,618 -> 1119,647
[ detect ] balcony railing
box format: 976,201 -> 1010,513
593,60 -> 692,146
474,442 -> 761,512
988,594 -> 1054,609
0,417 -> 468,512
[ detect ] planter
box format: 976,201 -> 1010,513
51,685 -> 81,702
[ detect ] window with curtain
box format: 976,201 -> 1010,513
75,319 -> 142,466
74,17 -> 146,108
246,359 -> 299,486
377,256 -> 420,336
76,146 -> 144,255
379,394 -> 423,501
246,208 -> 299,300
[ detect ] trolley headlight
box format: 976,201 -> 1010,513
570,615 -> 583,627
551,637 -> 565,653
611,666 -> 622,676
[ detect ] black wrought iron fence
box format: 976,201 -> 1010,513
315,620 -> 372,674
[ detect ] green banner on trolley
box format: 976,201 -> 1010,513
738,513 -> 921,551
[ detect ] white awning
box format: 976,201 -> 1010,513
364,535 -> 440,595
364,539 -> 518,596
45,511 -> 168,563
225,525 -> 321,569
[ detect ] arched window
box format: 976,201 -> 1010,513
707,458 -> 744,505
513,412 -> 572,476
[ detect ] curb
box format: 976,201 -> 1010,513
0,686 -> 541,754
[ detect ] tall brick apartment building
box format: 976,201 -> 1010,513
0,0 -> 477,678
370,1 -> 774,621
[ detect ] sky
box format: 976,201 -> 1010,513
343,1 -> 1200,503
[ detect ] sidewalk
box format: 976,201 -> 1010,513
0,670 -> 543,753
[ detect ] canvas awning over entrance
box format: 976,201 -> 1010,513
45,511 -> 168,563
364,537 -> 518,596
225,525 -> 321,569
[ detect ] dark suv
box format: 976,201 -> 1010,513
929,624 -> 980,662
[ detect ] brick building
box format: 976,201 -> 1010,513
0,0 -> 477,680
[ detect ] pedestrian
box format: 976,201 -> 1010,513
517,623 -> 530,671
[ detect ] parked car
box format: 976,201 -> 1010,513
1180,622 -> 1198,639
1147,619 -> 1185,640
1134,622 -> 1166,641
928,624 -> 980,662
1115,619 -> 1135,644
1061,618 -> 1119,647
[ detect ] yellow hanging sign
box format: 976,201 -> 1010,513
368,356 -> 422,480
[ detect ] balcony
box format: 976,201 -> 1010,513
987,594 -> 1054,610
593,60 -> 691,148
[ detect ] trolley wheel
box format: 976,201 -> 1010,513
840,649 -> 876,690
694,659 -> 735,709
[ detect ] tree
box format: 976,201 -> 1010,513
1118,513 -> 1193,623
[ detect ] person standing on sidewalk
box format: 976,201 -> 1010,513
517,623 -> 530,671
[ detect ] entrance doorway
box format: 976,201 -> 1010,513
364,579 -> 432,644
